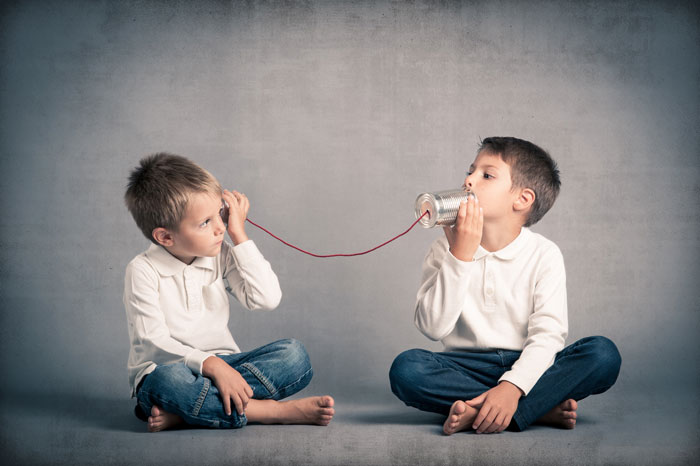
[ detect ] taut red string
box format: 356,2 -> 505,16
245,211 -> 429,258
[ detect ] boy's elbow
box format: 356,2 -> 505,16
254,288 -> 282,311
414,315 -> 447,341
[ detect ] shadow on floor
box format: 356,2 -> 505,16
338,404 -> 446,426
1,390 -> 145,433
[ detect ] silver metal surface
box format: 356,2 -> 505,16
220,201 -> 229,225
415,188 -> 477,228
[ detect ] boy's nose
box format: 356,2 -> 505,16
213,215 -> 226,234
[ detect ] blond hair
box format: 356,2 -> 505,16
124,153 -> 222,243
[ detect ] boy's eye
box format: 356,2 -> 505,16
483,173 -> 493,179
200,219 -> 211,228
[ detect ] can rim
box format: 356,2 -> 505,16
415,192 -> 438,228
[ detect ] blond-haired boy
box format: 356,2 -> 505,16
124,153 -> 334,432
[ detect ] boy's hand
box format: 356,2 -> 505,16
202,356 -> 254,417
222,189 -> 250,245
466,381 -> 523,433
443,195 -> 483,262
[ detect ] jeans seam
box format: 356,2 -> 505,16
240,362 -> 277,396
192,377 -> 210,417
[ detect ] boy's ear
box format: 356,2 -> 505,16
513,188 -> 535,213
152,227 -> 175,247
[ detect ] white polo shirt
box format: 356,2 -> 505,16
414,228 -> 568,395
123,240 -> 282,396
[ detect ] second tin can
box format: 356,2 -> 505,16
415,188 -> 478,228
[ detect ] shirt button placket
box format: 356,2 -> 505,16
184,267 -> 200,312
484,257 -> 496,307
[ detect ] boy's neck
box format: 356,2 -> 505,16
480,220 -> 524,253
163,246 -> 196,265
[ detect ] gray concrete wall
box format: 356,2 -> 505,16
1,0 -> 698,401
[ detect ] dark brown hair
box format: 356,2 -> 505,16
478,137 -> 561,226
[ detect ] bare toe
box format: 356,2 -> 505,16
443,401 -> 473,435
561,399 -> 577,411
146,405 -> 184,432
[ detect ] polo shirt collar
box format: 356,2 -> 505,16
146,243 -> 216,276
474,227 -> 531,261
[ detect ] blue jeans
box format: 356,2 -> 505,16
389,336 -> 621,431
136,338 -> 313,428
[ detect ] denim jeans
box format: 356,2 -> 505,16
136,338 -> 313,428
389,336 -> 621,431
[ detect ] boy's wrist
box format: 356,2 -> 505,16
228,229 -> 249,245
202,355 -> 226,378
449,246 -> 475,262
499,380 -> 524,398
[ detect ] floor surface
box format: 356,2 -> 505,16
2,388 -> 698,466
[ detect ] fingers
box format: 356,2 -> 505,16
466,392 -> 486,408
456,201 -> 467,227
232,392 -> 249,416
469,196 -> 480,229
222,394 -> 232,417
222,189 -> 247,205
232,393 -> 242,416
223,189 -> 250,217
500,414 -> 513,433
484,412 -> 505,433
455,196 -> 481,229
476,202 -> 484,232
472,405 -> 490,432
473,405 -> 511,433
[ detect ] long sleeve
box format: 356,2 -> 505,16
124,261 -> 214,378
414,237 -> 480,341
221,240 -> 282,311
498,246 -> 568,395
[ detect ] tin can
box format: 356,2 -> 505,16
415,188 -> 478,228
219,201 -> 229,225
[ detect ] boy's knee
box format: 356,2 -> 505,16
149,363 -> 196,387
137,363 -> 194,407
587,336 -> 622,380
279,338 -> 310,366
271,338 -> 312,380
389,349 -> 431,400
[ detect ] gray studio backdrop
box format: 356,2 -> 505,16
1,1 -> 698,403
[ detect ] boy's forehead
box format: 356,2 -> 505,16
472,151 -> 508,169
184,191 -> 222,215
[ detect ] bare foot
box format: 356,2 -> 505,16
537,399 -> 578,429
147,405 -> 184,432
443,400 -> 479,435
247,396 -> 335,426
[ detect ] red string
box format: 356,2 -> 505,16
245,211 -> 429,258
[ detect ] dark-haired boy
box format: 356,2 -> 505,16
390,137 -> 621,434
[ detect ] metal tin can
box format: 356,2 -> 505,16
219,201 -> 229,225
415,188 -> 478,228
